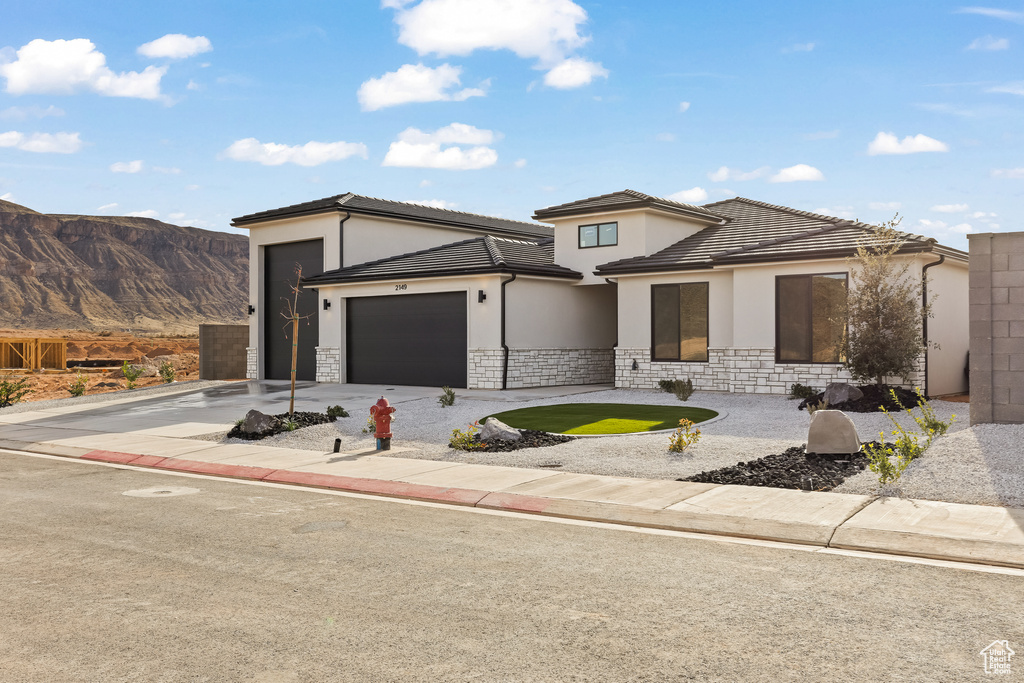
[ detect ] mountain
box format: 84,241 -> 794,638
0,199 -> 248,333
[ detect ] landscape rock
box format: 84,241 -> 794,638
806,409 -> 861,454
823,382 -> 863,405
242,409 -> 278,435
480,417 -> 522,441
683,444 -> 874,491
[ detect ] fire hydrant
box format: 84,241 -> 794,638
369,396 -> 396,451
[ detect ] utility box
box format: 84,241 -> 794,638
199,324 -> 249,380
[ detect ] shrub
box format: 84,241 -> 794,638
449,422 -> 484,450
789,383 -> 818,400
67,372 -> 88,397
284,419 -> 298,432
158,361 -> 175,384
0,374 -> 31,407
806,398 -> 829,415
863,440 -> 912,486
668,418 -> 701,453
658,378 -> 694,402
438,385 -> 456,407
326,405 -> 349,419
121,361 -> 143,389
863,390 -> 953,487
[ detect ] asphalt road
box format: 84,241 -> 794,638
1,451 -> 1022,682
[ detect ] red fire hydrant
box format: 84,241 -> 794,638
369,396 -> 396,451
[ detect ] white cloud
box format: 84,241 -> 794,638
931,203 -> 969,213
655,132 -> 676,142
867,131 -> 949,155
185,184 -> 200,190
383,122 -> 499,170
950,223 -> 974,234
127,209 -> 158,218
153,166 -> 181,174
667,186 -> 708,203
186,79 -> 201,91
1,192 -> 14,201
110,160 -> 143,173
967,35 -> 1009,50
971,211 -> 998,220
869,201 -> 901,211
708,165 -> 770,182
0,104 -> 64,120
814,206 -> 855,219
514,158 -> 527,168
403,198 -> 456,209
987,82 -> 1024,95
992,167 -> 1024,178
0,130 -> 82,153
419,179 -> 433,187
803,130 -> 839,140
97,202 -> 118,211
222,138 -> 369,166
782,42 -> 815,53
956,7 -> 1024,24
0,39 -> 166,100
358,63 -> 486,110
168,212 -> 186,220
769,164 -> 824,183
386,0 -> 604,87
137,34 -> 212,60
542,57 -> 608,88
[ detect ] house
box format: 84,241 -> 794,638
233,189 -> 969,396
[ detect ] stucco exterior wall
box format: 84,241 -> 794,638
968,232 -> 1024,424
343,214 -> 481,266
616,270 -> 733,349
505,279 -> 616,349
926,259 -> 969,396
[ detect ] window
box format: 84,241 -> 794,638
776,273 -> 847,363
651,283 -> 709,362
579,222 -> 617,248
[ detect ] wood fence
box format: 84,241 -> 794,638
0,338 -> 67,370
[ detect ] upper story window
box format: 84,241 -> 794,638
579,222 -> 617,248
776,273 -> 847,364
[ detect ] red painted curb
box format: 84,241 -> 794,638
129,455 -> 169,467
476,492 -> 555,514
153,458 -> 277,481
265,470 -> 490,506
82,450 -> 146,465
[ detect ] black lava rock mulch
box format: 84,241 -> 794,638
461,429 -> 576,452
680,445 -> 883,491
798,384 -> 920,413
228,411 -> 337,440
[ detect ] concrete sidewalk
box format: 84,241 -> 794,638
2,403 -> 1023,570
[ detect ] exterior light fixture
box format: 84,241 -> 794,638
323,298 -> 331,311
478,290 -> 487,303
631,359 -> 639,371
247,304 -> 255,315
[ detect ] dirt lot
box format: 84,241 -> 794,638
0,329 -> 200,403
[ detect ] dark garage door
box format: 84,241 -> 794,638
264,240 -> 323,381
347,292 -> 467,388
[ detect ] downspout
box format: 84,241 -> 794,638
921,254 -> 945,398
604,277 -> 618,362
500,273 -> 517,390
337,211 -> 350,268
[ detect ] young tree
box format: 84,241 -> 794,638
843,215 -> 933,386
281,264 -> 313,415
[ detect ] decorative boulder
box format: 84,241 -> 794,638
806,409 -> 861,455
242,409 -> 277,434
823,382 -> 864,406
479,417 -> 522,442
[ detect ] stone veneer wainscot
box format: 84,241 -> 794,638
468,348 -> 614,389
315,347 -> 341,383
246,347 -> 258,380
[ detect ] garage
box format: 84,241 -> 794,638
347,292 -> 467,388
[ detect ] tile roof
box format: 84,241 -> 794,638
532,189 -> 724,223
595,197 -> 963,275
232,192 -> 553,239
303,235 -> 582,286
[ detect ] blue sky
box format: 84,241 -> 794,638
1,1 -> 1022,249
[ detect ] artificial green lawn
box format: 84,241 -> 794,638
483,403 -> 718,435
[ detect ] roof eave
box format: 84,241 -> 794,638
533,200 -> 722,225
304,265 -> 583,286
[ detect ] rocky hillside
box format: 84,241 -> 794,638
0,199 -> 248,333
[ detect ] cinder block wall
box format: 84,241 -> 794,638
199,324 -> 249,380
968,233 -> 1024,424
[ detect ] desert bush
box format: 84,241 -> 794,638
449,422 -> 484,450
121,361 -> 143,389
668,418 -> 701,453
789,383 -> 818,400
658,378 -> 694,401
326,405 -> 349,419
158,361 -> 175,383
0,374 -> 31,407
438,385 -> 456,407
67,372 -> 88,397
863,390 -> 953,486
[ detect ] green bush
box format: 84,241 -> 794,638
0,374 -> 31,407
658,378 -> 694,401
668,418 -> 701,453
158,361 -> 175,383
449,422 -> 483,450
438,385 -> 456,407
67,372 -> 88,397
326,405 -> 349,419
863,390 -> 954,487
121,361 -> 143,389
789,383 -> 818,400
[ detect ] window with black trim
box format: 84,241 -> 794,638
578,222 -> 617,248
651,282 -> 709,362
776,273 -> 847,363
